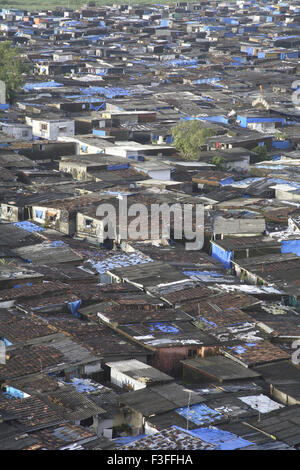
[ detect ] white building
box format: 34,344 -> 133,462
1,123 -> 32,140
105,359 -> 173,391
27,118 -> 75,140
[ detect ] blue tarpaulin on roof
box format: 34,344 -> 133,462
80,87 -> 131,98
211,243 -> 232,269
183,271 -> 223,277
199,115 -> 229,124
186,427 -> 253,450
13,282 -> 32,288
93,129 -> 106,136
220,177 -> 235,186
148,323 -> 179,333
23,81 -> 63,91
272,140 -> 290,149
281,240 -> 300,257
175,404 -> 222,426
90,102 -> 105,111
200,316 -> 217,327
14,221 -> 45,232
5,386 -> 27,399
1,337 -> 12,346
65,378 -> 100,393
228,345 -> 247,354
181,115 -> 228,124
113,435 -> 146,446
51,240 -> 67,247
193,77 -> 221,85
107,164 -> 129,171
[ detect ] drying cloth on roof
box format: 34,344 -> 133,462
68,300 -> 82,318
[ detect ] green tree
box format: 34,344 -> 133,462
252,144 -> 270,163
211,155 -> 225,169
0,41 -> 31,103
171,120 -> 216,160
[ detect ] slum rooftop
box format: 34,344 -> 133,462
1,0 -> 300,451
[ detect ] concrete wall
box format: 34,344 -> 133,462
213,216 -> 266,236
148,169 -> 171,181
1,204 -> 20,222
270,384 -> 300,406
2,124 -> 32,140
76,212 -> 104,242
31,205 -> 74,235
110,368 -> 146,391
276,189 -> 300,202
31,120 -> 75,140
53,53 -> 73,62
0,80 -> 5,104
59,161 -> 89,181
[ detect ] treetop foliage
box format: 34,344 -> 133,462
171,120 -> 216,160
0,41 -> 31,103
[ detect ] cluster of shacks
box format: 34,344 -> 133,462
1,0 -> 300,451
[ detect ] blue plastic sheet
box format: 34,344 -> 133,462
272,140 -> 290,149
23,81 -> 63,91
107,164 -> 129,171
51,240 -> 67,247
34,209 -> 43,219
5,386 -> 26,399
186,427 -> 253,450
220,177 -> 235,186
211,243 -> 232,269
113,435 -> 147,446
1,337 -> 12,346
183,271 -> 223,277
65,378 -> 99,393
228,345 -> 247,354
14,221 -> 45,232
175,404 -> 222,426
80,87 -> 132,98
148,323 -> 179,333
281,240 -> 300,257
13,282 -> 32,288
200,316 -> 217,328
68,300 -> 82,318
90,102 -> 105,111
